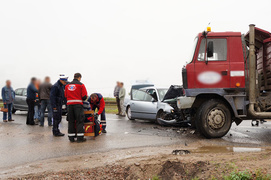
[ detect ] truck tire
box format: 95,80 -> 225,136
196,99 -> 232,138
126,106 -> 135,120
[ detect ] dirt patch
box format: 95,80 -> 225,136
158,161 -> 206,180
4,145 -> 271,180
9,160 -> 208,180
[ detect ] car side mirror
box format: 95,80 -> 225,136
207,41 -> 214,58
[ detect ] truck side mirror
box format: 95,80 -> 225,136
207,41 -> 214,58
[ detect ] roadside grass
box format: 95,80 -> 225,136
103,97 -> 116,102
223,170 -> 252,180
213,169 -> 271,180
189,169 -> 271,180
105,104 -> 118,114
152,175 -> 161,180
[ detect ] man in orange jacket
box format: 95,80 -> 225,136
88,93 -> 107,133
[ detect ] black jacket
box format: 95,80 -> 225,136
50,80 -> 64,109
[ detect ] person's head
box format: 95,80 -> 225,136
116,81 -> 120,86
120,82 -> 124,88
6,80 -> 11,87
90,93 -> 98,102
44,76 -> 50,83
31,77 -> 37,84
74,73 -> 82,81
59,74 -> 68,85
36,79 -> 41,86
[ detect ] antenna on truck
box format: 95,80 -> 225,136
203,22 -> 211,64
202,22 -> 211,37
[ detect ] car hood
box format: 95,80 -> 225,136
162,85 -> 183,102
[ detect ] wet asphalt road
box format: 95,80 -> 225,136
1,111 -> 271,171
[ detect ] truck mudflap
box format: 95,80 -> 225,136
157,118 -> 190,127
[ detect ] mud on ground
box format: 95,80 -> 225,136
5,144 -> 271,180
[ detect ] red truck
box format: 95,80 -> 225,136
172,24 -> 271,138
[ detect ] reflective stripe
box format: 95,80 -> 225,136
230,71 -> 244,77
68,133 -> 76,136
67,100 -> 83,103
77,133 -> 84,136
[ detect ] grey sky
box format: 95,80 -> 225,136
1,0 -> 271,97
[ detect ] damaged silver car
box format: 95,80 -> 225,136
125,85 -> 190,127
125,86 -> 172,122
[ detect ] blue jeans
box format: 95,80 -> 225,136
34,104 -> 41,120
40,99 -> 52,126
3,103 -> 12,120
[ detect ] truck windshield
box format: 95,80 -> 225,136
188,37 -> 198,63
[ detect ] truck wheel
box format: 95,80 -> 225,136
126,106 -> 135,120
196,99 -> 232,138
12,107 -> 16,114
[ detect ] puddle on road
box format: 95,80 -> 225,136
192,146 -> 263,154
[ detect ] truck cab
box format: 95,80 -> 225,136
183,31 -> 246,90
175,28 -> 253,138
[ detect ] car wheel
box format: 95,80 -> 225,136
156,110 -> 173,124
196,99 -> 232,138
126,106 -> 135,120
12,107 -> 16,114
156,110 -> 165,124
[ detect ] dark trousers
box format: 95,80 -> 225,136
52,106 -> 62,135
26,98 -> 35,125
67,104 -> 85,138
3,103 -> 12,120
92,106 -> 106,130
116,97 -> 121,114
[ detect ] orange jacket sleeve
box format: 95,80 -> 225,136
98,98 -> 105,115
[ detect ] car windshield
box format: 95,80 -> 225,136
157,89 -> 168,100
188,37 -> 198,63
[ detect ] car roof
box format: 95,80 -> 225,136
139,87 -> 168,90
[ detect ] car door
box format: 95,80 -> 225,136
21,88 -> 28,110
14,88 -> 24,110
130,89 -> 157,120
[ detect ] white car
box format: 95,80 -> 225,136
125,87 -> 173,122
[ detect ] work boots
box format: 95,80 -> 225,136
77,137 -> 87,143
69,137 -> 75,142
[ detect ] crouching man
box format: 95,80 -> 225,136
88,93 -> 107,133
65,73 -> 88,143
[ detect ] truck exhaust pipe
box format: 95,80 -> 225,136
248,24 -> 271,118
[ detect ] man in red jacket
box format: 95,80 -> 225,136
65,73 -> 88,143
88,93 -> 107,133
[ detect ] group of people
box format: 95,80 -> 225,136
2,73 -> 111,143
114,81 -> 126,116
